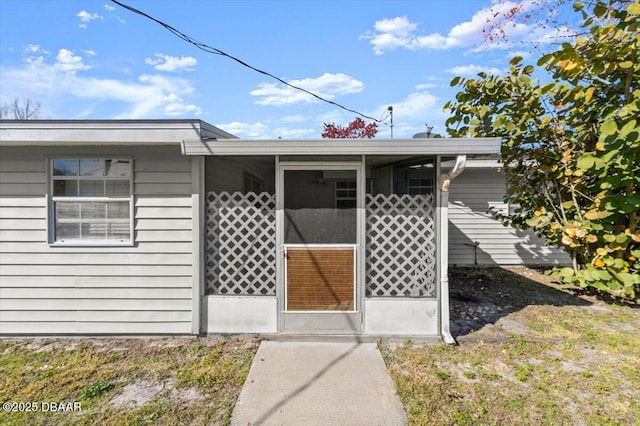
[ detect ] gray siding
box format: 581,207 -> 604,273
448,168 -> 569,266
0,146 -> 194,334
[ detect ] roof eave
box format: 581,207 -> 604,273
181,137 -> 502,156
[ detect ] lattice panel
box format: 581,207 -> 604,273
366,193 -> 436,297
206,191 -> 276,295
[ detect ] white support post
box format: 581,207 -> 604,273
359,155 -> 366,324
275,155 -> 284,332
437,188 -> 455,344
191,156 -> 204,335
437,155 -> 466,345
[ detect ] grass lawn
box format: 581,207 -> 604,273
0,337 -> 259,425
380,267 -> 640,425
1,267 -> 638,425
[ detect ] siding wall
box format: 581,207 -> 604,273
0,146 -> 194,334
448,168 -> 569,266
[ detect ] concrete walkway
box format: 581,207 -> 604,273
231,341 -> 407,426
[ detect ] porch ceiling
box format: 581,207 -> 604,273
181,137 -> 501,157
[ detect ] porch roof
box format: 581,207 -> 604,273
181,137 -> 501,157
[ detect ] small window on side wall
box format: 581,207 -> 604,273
50,158 -> 133,245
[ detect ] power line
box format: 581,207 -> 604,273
110,0 -> 383,123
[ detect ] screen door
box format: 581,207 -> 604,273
281,168 -> 361,333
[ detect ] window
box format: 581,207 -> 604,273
243,171 -> 264,193
50,159 -> 133,245
335,180 -> 357,209
407,178 -> 433,195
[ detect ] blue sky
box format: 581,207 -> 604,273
0,0 -> 576,139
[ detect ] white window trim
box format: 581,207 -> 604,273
48,157 -> 134,247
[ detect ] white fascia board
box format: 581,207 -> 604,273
0,119 -> 231,146
182,138 -> 502,156
441,158 -> 502,168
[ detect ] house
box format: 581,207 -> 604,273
1,118 -> 546,340
445,157 -> 569,267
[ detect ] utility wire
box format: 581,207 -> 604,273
111,0 -> 383,123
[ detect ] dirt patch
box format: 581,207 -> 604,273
110,379 -> 166,407
109,377 -> 202,408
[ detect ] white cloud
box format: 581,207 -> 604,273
273,127 -> 316,139
55,49 -> 91,72
360,15 -> 462,54
250,73 -> 364,106
214,121 -> 316,139
145,53 -> 197,72
24,44 -> 43,53
164,102 -> 202,116
77,10 -> 103,29
0,48 -> 202,119
446,64 -> 502,77
414,82 -> 439,90
215,121 -> 271,139
372,88 -> 447,138
374,16 -> 417,36
360,1 -> 570,54
388,90 -> 439,120
104,4 -> 115,11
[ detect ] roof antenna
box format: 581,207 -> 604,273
388,106 -> 394,139
426,124 -> 434,138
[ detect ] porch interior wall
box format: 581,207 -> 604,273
205,157 -> 274,194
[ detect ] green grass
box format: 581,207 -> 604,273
0,337 -> 259,426
381,267 -> 640,426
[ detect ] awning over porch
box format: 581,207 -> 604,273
181,137 -> 501,157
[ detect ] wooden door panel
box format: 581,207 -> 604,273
286,248 -> 354,311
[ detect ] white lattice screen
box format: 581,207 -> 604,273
206,191 -> 276,295
366,193 -> 437,297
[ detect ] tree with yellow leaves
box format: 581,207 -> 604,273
445,0 -> 639,298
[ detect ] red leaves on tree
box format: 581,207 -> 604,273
481,0 -> 571,47
321,117 -> 378,139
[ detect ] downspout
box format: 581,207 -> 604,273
438,155 -> 466,345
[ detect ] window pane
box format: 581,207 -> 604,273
81,222 -> 106,240
56,222 -> 80,241
80,202 -> 106,220
53,160 -> 78,176
107,202 -> 130,219
80,159 -> 106,176
55,202 -> 80,241
53,180 -> 78,196
105,159 -> 131,178
106,180 -> 130,196
55,202 -> 80,219
107,220 -> 131,240
79,180 -> 105,196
